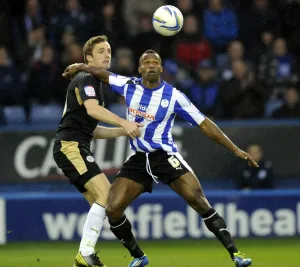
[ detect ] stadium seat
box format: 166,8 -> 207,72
3,105 -> 26,124
30,103 -> 63,124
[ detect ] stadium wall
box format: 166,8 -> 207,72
1,121 -> 300,183
0,190 -> 300,243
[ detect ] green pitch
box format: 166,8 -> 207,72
1,238 -> 299,267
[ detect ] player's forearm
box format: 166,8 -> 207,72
93,126 -> 126,139
78,64 -> 110,83
87,105 -> 126,127
199,118 -> 239,153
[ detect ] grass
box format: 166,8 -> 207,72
1,238 -> 300,267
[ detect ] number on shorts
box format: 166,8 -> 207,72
168,155 -> 180,168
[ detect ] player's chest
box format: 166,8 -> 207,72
127,91 -> 172,122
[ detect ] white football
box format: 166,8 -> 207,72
152,5 -> 184,36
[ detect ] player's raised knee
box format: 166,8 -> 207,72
105,203 -> 123,221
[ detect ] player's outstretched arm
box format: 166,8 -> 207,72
63,63 -> 111,83
85,99 -> 142,140
93,126 -> 127,139
199,118 -> 259,168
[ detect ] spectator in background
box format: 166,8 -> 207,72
13,0 -> 44,58
108,48 -> 136,107
219,60 -> 265,119
25,45 -> 65,108
249,30 -> 275,66
123,0 -> 165,36
96,1 -> 127,47
187,60 -> 220,117
61,42 -> 83,68
176,0 -> 196,16
272,87 -> 300,118
49,0 -> 96,50
175,15 -> 211,70
204,0 -> 239,53
235,143 -> 274,190
60,30 -> 76,55
161,59 -> 179,87
16,24 -> 46,69
240,0 -> 281,62
258,38 -> 299,92
0,11 -> 13,54
219,40 -> 253,81
130,14 -> 162,64
0,47 -> 23,106
282,0 -> 300,65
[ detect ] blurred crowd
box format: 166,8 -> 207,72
1,0 -> 300,125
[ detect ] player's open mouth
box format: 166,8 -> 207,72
103,61 -> 110,64
148,71 -> 156,74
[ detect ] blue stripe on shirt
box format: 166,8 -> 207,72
126,84 -> 136,151
174,101 -> 199,126
145,84 -> 173,150
135,89 -> 153,151
162,113 -> 177,152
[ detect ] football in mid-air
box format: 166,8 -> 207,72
152,5 -> 184,36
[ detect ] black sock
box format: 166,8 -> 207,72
202,208 -> 238,259
109,215 -> 144,258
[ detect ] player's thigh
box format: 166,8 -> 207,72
82,191 -> 95,206
169,172 -> 211,212
84,173 -> 111,206
107,177 -> 145,214
53,140 -> 106,196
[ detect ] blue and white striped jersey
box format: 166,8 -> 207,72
109,74 -> 206,153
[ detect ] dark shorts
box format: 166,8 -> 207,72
116,150 -> 192,193
53,140 -> 102,193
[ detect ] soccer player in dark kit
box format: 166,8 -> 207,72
53,35 -> 142,267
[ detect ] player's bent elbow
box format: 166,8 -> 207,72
86,107 -> 97,119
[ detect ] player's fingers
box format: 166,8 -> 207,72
137,123 -> 144,127
248,156 -> 259,168
133,128 -> 140,137
129,133 -> 135,140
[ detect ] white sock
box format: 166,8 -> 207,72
79,202 -> 106,256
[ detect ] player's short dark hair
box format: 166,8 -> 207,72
83,35 -> 108,63
139,49 -> 161,65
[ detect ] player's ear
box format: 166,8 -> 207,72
138,66 -> 141,74
160,66 -> 163,73
86,54 -> 93,63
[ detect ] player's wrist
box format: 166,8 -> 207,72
78,63 -> 88,71
120,128 -> 127,136
232,146 -> 240,154
118,117 -> 127,128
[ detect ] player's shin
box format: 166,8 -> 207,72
109,215 -> 144,258
202,208 -> 238,259
79,202 -> 106,256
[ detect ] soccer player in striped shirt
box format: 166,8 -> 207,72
63,50 -> 258,267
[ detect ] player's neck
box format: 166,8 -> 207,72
141,79 -> 161,89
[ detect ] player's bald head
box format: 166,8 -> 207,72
139,50 -> 162,66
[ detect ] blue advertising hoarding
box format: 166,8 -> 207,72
0,190 -> 299,244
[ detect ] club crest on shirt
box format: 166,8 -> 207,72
161,99 -> 169,108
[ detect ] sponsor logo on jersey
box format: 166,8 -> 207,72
128,107 -> 155,121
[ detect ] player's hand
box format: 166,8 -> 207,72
62,63 -> 85,79
234,149 -> 259,168
121,121 -> 143,139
